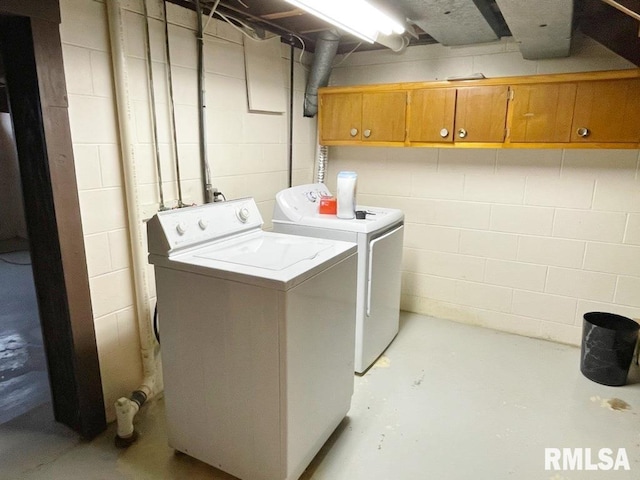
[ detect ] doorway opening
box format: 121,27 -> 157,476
0,11 -> 106,439
0,78 -> 52,424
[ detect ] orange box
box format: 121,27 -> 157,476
319,196 -> 337,215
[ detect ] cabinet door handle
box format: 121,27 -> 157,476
363,129 -> 372,138
457,128 -> 468,139
440,128 -> 449,138
350,128 -> 358,137
577,127 -> 590,138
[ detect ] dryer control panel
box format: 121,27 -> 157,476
147,198 -> 263,256
273,183 -> 332,221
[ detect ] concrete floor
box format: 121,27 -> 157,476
0,240 -> 51,426
1,312 -> 639,480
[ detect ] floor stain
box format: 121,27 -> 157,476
0,334 -> 28,375
412,370 -> 425,387
373,356 -> 390,368
377,433 -> 385,450
590,395 -> 631,411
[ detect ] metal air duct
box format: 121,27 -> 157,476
303,29 -> 340,118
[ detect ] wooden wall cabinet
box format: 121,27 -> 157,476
570,78 -> 640,143
508,83 -> 577,143
408,85 -> 509,144
408,88 -> 456,143
454,85 -> 509,143
320,91 -> 406,144
318,69 -> 640,149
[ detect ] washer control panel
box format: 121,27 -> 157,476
147,198 -> 263,255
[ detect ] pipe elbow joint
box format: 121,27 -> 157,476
115,397 -> 140,440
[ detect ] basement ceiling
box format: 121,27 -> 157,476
169,0 -> 640,64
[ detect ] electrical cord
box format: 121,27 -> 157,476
199,1 -> 308,69
333,42 -> 363,67
289,33 -> 307,69
153,302 -> 160,345
0,254 -> 31,266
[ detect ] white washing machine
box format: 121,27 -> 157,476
147,198 -> 357,480
273,183 -> 404,374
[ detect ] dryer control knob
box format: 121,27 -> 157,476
176,222 -> 188,235
198,219 -> 208,230
237,207 -> 250,223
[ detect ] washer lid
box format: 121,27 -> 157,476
195,235 -> 332,271
149,231 -> 356,290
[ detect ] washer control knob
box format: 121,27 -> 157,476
198,218 -> 208,230
237,207 -> 250,223
176,222 -> 187,235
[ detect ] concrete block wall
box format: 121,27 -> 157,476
326,36 -> 640,345
60,0 -> 314,419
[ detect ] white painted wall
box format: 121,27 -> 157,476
60,0 -> 316,419
326,35 -> 640,345
0,113 -> 27,241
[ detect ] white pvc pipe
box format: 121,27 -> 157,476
106,0 -> 157,436
115,397 -> 140,438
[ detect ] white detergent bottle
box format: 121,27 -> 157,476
336,171 -> 357,219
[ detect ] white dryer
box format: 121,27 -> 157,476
147,198 -> 357,480
273,183 -> 404,374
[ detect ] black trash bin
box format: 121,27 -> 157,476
580,312 -> 639,386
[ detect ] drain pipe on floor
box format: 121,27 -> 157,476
106,0 -> 158,448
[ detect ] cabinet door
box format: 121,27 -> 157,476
362,91 -> 407,142
320,92 -> 362,142
455,85 -> 509,143
408,88 -> 456,143
510,83 -> 577,143
571,78 -> 640,143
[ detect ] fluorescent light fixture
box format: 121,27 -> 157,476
284,0 -> 405,43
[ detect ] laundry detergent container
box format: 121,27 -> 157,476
580,312 -> 639,386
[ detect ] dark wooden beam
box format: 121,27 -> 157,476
0,0 -> 60,22
578,0 -> 640,66
0,13 -> 106,439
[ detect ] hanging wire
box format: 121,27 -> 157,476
142,0 -> 166,210
202,0 -> 220,33
289,33 -> 308,70
162,0 -> 185,207
332,42 -> 363,67
213,10 -> 262,40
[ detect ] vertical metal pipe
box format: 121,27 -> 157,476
195,0 -> 214,203
162,0 -> 184,206
141,0 -> 165,210
288,41 -> 294,188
